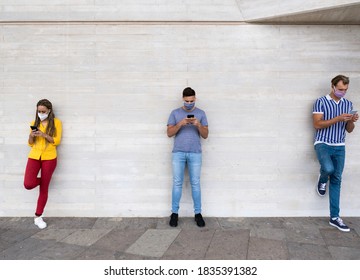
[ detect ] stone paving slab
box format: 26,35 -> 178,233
320,228 -> 360,248
283,217 -> 329,230
91,229 -> 146,252
35,242 -> 87,260
1,228 -> 39,245
287,242 -> 332,260
0,238 -> 56,260
108,218 -> 159,230
175,217 -> 221,229
92,217 -> 125,229
75,247 -> 119,260
32,229 -> 77,242
1,217 -> 360,260
347,219 -> 360,236
328,246 -> 360,260
46,217 -> 97,229
115,252 -> 158,260
162,229 -> 215,260
284,227 -> 326,245
0,217 -> 36,230
247,237 -> 288,260
126,229 -> 181,258
250,227 -> 286,241
61,229 -> 112,247
204,229 -> 249,260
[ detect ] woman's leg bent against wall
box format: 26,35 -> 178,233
24,158 -> 41,190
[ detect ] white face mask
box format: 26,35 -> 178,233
38,112 -> 49,121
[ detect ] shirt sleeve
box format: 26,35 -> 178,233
200,111 -> 208,126
52,119 -> 62,146
313,98 -> 324,114
167,110 -> 176,126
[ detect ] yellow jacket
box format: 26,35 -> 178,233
28,118 -> 62,160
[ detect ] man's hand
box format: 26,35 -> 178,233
313,113 -> 357,130
167,118 -> 191,137
350,113 -> 359,122
187,117 -> 201,128
337,113 -> 353,122
185,116 -> 195,124
187,117 -> 208,139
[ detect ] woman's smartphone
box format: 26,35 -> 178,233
30,125 -> 38,131
350,110 -> 358,115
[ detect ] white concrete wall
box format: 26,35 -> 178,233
1,2 -> 360,217
0,0 -> 244,21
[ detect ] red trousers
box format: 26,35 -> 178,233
24,158 -> 57,216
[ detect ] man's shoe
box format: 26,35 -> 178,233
195,213 -> 205,227
317,175 -> 327,196
169,213 -> 178,227
34,216 -> 47,229
329,217 -> 350,232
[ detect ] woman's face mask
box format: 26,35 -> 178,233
38,112 -> 49,121
37,106 -> 50,121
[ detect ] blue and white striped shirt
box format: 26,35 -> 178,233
313,95 -> 353,146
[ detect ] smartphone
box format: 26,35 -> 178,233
30,125 -> 38,131
187,114 -> 194,118
350,110 -> 358,115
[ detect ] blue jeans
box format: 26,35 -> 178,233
171,152 -> 202,214
315,143 -> 345,218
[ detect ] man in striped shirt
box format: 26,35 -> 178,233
313,74 -> 359,232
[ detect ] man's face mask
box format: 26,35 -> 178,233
333,86 -> 346,98
184,102 -> 195,110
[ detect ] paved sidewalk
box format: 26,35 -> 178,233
1,217 -> 360,260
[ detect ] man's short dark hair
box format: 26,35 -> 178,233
183,87 -> 196,97
331,75 -> 349,86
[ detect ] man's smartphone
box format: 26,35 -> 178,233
187,114 -> 194,118
30,125 -> 38,131
350,110 -> 358,115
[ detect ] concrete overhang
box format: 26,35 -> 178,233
237,0 -> 360,24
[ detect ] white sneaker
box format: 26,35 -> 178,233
34,216 -> 47,229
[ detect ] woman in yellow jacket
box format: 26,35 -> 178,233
24,99 -> 62,229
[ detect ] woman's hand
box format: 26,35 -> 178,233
32,130 -> 44,137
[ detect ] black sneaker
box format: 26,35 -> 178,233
317,175 -> 326,196
169,213 -> 178,227
329,217 -> 350,232
195,213 -> 205,227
